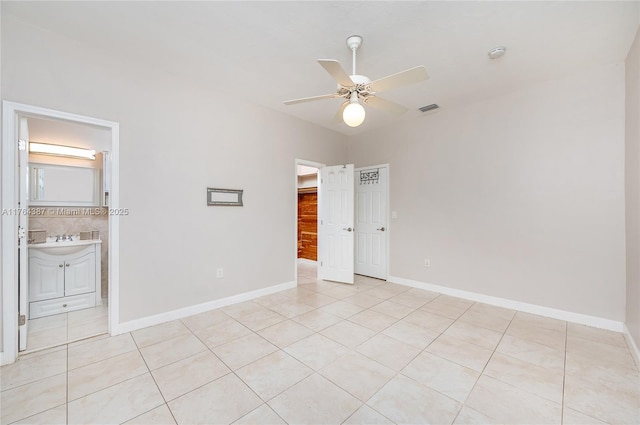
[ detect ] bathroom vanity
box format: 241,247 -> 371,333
28,240 -> 102,319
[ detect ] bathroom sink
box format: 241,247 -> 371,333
29,239 -> 101,255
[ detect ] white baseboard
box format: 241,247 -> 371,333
387,275 -> 624,332
111,280 -> 296,335
623,324 -> 640,369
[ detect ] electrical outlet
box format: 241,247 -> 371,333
216,268 -> 224,278
424,259 -> 431,268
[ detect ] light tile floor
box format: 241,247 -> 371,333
2,261 -> 639,424
26,301 -> 108,351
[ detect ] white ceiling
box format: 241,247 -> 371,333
4,1 -> 639,136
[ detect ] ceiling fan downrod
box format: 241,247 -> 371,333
346,35 -> 362,76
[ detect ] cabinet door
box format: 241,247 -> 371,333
29,257 -> 65,302
64,252 -> 96,296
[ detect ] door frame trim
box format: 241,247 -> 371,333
354,163 -> 390,280
1,101 -> 120,365
294,159 -> 325,283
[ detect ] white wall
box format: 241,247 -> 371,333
349,63 -> 626,322
1,16 -> 348,325
626,26 -> 640,348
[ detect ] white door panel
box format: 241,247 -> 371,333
355,166 -> 388,280
318,164 -> 354,284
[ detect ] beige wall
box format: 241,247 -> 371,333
349,63 -> 626,321
2,16 -> 348,324
626,26 -> 640,349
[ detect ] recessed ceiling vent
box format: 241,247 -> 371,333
419,104 -> 439,113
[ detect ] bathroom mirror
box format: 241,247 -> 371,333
29,163 -> 100,206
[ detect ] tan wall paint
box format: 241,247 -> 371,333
625,26 -> 640,349
1,16 -> 348,325
349,63 -> 626,321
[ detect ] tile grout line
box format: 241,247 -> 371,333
215,309 -> 371,424
178,315 -> 286,423
129,331 -> 177,424
449,306 -> 515,424
326,293 -> 475,424
405,298 -> 478,425
26,307 -> 108,353
227,276 -> 397,424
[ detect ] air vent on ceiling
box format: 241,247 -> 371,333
419,104 -> 439,113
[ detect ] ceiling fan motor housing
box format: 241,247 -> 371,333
349,74 -> 370,85
337,74 -> 372,99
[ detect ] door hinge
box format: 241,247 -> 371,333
18,139 -> 26,151
320,261 -> 323,267
18,226 -> 26,239
19,315 -> 26,326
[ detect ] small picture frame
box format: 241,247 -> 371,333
207,188 -> 243,206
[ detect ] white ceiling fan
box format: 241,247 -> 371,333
284,35 -> 429,127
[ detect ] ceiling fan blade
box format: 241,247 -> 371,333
284,93 -> 339,106
318,59 -> 354,88
364,96 -> 408,115
369,66 -> 429,93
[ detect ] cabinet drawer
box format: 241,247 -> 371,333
30,293 -> 95,319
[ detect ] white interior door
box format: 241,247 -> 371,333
18,117 -> 29,351
355,166 -> 388,280
318,164 -> 354,284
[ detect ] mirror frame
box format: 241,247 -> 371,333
29,162 -> 101,207
207,188 -> 243,206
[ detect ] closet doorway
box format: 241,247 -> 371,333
297,165 -> 319,262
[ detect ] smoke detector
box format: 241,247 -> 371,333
488,46 -> 506,59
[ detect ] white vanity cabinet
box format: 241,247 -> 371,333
28,241 -> 102,319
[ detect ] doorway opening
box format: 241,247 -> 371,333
25,116 -> 110,352
297,165 -> 319,262
295,160 -> 323,283
293,160 -> 389,287
1,102 -> 120,365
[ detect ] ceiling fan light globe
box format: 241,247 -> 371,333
343,102 -> 365,127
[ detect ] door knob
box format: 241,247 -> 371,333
342,227 -> 353,232
59,264 -> 64,268
377,227 -> 386,231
